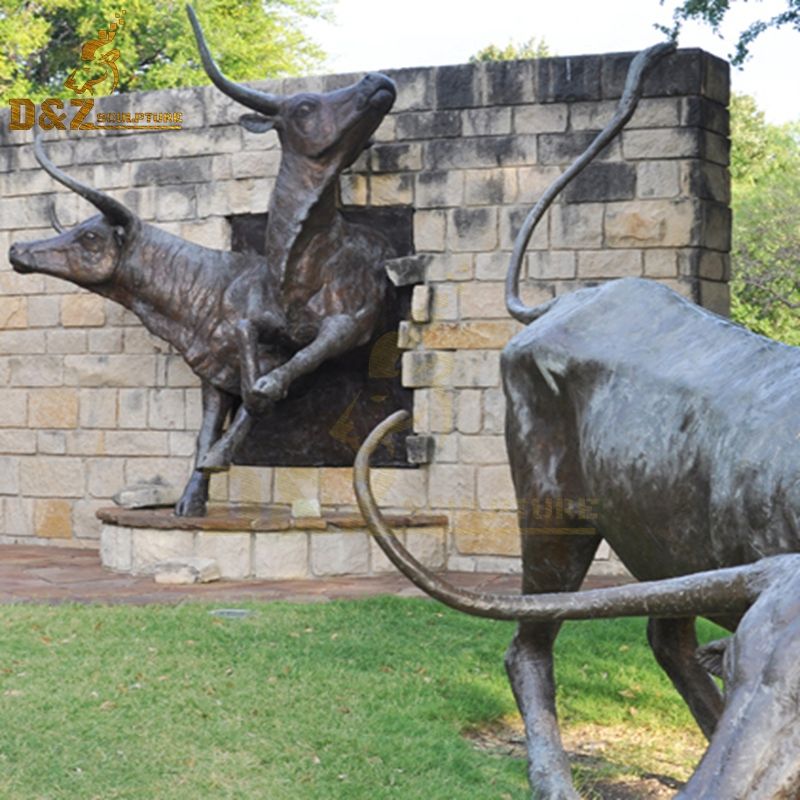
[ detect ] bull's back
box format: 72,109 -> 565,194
502,278 -> 800,581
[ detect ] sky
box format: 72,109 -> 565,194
305,0 -> 798,123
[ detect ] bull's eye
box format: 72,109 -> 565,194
80,230 -> 103,252
294,101 -> 316,119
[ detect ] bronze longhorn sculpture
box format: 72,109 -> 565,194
9,10 -> 399,517
355,42 -> 800,799
185,5 -> 399,470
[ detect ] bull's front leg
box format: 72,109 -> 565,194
175,381 -> 237,516
200,315 -> 367,472
251,314 -> 365,404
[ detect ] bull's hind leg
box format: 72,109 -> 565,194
647,617 -> 724,739
506,531 -> 601,800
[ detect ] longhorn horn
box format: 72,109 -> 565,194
47,198 -> 66,233
34,131 -> 137,230
506,40 -> 676,324
354,411 -> 766,622
186,5 -> 283,117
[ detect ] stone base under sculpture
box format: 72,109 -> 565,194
98,506 -> 448,581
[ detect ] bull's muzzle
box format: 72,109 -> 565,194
8,243 -> 33,274
360,73 -> 396,113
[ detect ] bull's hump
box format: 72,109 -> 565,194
505,278 -> 800,395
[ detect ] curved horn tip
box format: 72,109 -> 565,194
48,198 -> 66,234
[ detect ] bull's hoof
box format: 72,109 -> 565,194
252,372 -> 289,404
174,497 -> 208,517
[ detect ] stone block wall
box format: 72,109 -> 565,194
0,48 -> 730,575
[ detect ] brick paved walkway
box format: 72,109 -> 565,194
0,544 -> 627,605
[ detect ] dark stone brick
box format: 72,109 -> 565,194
602,49 -> 705,99
436,64 -> 478,109
702,129 -> 730,167
563,162 -> 636,203
133,156 -> 212,186
701,53 -> 730,106
699,200 -> 731,252
685,160 -> 730,205
539,131 -> 617,164
537,56 -> 602,103
682,97 -> 729,135
426,135 -> 536,170
406,435 -> 434,464
385,254 -> 431,287
370,143 -> 417,173
482,59 -> 537,105
453,207 -> 491,238
396,110 -> 462,140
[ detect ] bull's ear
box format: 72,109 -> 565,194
113,225 -> 127,247
696,638 -> 729,679
239,113 -> 275,133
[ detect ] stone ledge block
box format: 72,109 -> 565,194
130,528 -> 195,574
196,532 -> 251,579
310,531 -> 369,576
100,525 -> 133,572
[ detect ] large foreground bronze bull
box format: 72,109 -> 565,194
355,42 -> 800,800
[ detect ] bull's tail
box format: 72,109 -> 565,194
355,411 -> 778,622
506,41 -> 675,324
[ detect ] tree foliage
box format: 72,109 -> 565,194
470,37 -> 553,63
0,0 -> 329,103
658,0 -> 800,64
729,93 -> 800,344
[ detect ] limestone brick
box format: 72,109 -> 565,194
320,467 -> 357,506
20,456 -> 84,497
477,465 -> 517,510
0,297 -> 27,329
0,389 -> 27,427
454,510 -> 520,556
28,388 -> 79,429
254,533 -> 309,579
410,285 -> 432,323
196,533 -> 251,579
131,529 -> 195,574
414,209 -> 446,251
228,466 -> 273,505
34,498 -> 73,539
457,390 -> 482,435
402,351 -> 455,388
0,429 -> 35,453
605,199 -> 696,248
61,294 -> 106,327
428,464 -> 475,509
421,321 -> 518,350
274,467 -> 319,505
310,531 -> 369,576
405,527 -> 447,569
79,388 -> 117,428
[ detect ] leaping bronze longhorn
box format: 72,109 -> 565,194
10,11 -> 401,517
186,5 -> 399,471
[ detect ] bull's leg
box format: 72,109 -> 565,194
251,314 -> 365,403
175,382 -> 237,515
201,315 -> 366,471
506,532 -> 601,800
647,617 -> 724,740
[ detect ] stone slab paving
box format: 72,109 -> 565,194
0,545 -> 629,606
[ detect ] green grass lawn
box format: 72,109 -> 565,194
0,598 -> 723,799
